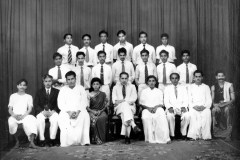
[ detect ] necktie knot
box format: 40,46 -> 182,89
143,44 -> 146,49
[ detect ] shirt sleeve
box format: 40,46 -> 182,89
151,47 -> 156,63
135,66 -> 140,81
8,94 -> 14,107
125,85 -> 137,103
132,47 -> 137,65
129,63 -> 135,83
27,95 -> 33,108
204,85 -> 212,109
129,44 -> 133,60
79,87 -> 88,110
57,88 -> 67,112
112,86 -> 117,104
113,46 -> 118,60
172,46 -> 176,60
164,87 -> 171,109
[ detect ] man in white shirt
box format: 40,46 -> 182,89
112,72 -> 141,144
157,50 -> 177,92
92,51 -> 112,102
187,70 -> 212,140
177,50 -> 197,85
57,33 -> 79,69
156,33 -> 176,64
95,30 -> 114,65
48,52 -> 70,90
79,34 -> 97,68
135,49 -> 157,98
112,48 -> 135,84
73,52 -> 92,92
58,71 -> 90,147
132,31 -> 156,66
164,73 -> 190,139
113,30 -> 133,62
140,76 -> 170,144
8,79 -> 38,148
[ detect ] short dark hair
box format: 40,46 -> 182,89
76,51 -> 85,57
181,50 -> 190,56
82,34 -> 91,40
63,33 -> 72,39
89,78 -> 102,92
99,30 -> 108,37
139,31 -> 148,37
97,50 -> 106,57
147,75 -> 157,83
194,70 -> 204,76
215,70 -> 225,76
118,47 -> 127,55
53,52 -> 62,59
161,33 -> 169,39
65,71 -> 76,79
170,73 -> 180,79
120,72 -> 129,78
140,49 -> 149,56
17,79 -> 28,86
42,74 -> 53,80
159,50 -> 169,57
117,30 -> 126,36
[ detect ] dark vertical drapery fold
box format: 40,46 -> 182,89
0,0 -> 239,147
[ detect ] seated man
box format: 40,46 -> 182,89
112,72 -> 141,144
58,71 -> 90,147
187,70 -> 212,140
211,70 -> 235,140
140,75 -> 170,144
8,79 -> 38,148
164,73 -> 190,139
34,74 -> 60,147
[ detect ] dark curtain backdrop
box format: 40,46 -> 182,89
1,0 -> 240,148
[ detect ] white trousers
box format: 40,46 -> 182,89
8,115 -> 37,141
166,111 -> 190,137
58,110 -> 90,147
36,112 -> 59,141
187,108 -> 212,140
115,101 -> 136,136
142,108 -> 170,143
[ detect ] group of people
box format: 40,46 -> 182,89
8,30 -> 235,148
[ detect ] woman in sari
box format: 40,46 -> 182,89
87,78 -> 108,144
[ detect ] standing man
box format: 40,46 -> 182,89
164,73 -> 190,139
95,30 -> 114,65
49,53 -> 70,90
92,51 -> 112,102
156,33 -> 176,64
113,30 -> 133,62
187,70 -> 212,140
132,31 -> 156,66
112,48 -> 135,84
57,33 -> 79,69
34,74 -> 59,147
211,70 -> 235,140
112,72 -> 141,144
58,71 -> 90,147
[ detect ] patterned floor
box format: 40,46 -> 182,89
2,139 -> 240,160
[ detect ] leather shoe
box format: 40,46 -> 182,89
39,140 -> 45,147
133,126 -> 141,134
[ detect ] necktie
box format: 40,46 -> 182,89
145,63 -> 148,84
80,66 -> 84,87
100,65 -> 104,84
57,66 -> 62,79
163,63 -> 166,85
85,47 -> 90,63
174,86 -> 178,98
186,64 -> 189,83
46,89 -> 50,100
122,61 -> 125,72
68,45 -> 72,64
122,85 -> 126,99
143,44 -> 146,50
103,44 -> 105,52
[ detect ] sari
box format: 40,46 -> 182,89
89,91 -> 108,144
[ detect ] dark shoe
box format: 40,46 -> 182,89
39,140 -> 45,147
133,126 -> 141,134
170,136 -> 175,141
125,137 -> 131,144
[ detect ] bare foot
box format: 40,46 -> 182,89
167,140 -> 171,144
13,141 -> 20,149
29,142 -> 39,149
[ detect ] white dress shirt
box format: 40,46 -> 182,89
95,42 -> 114,64
112,60 -> 135,83
157,62 -> 177,84
113,41 -> 133,61
92,63 -> 112,85
57,44 -> 79,65
156,44 -> 176,63
132,43 -> 156,65
177,62 -> 197,84
135,62 -> 157,84
58,85 -> 88,112
79,46 -> 97,66
188,83 -> 212,109
139,87 -> 164,107
48,65 -> 70,84
72,64 -> 92,89
164,84 -> 188,110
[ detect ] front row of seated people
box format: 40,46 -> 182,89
8,50 -> 235,148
